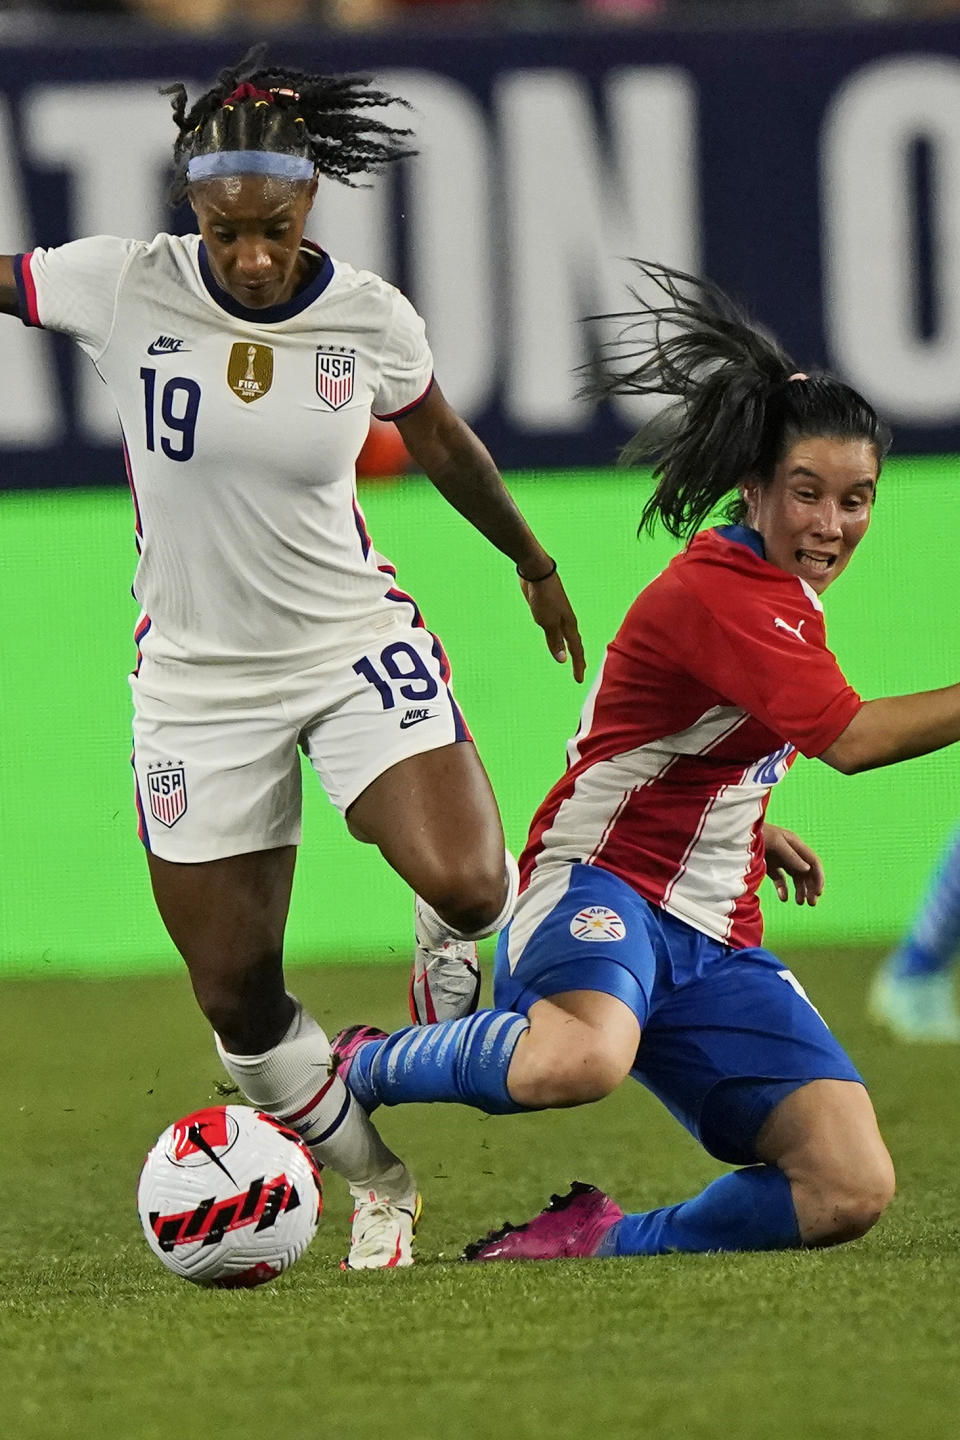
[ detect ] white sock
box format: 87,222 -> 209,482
418,850 -> 520,944
215,1000 -> 414,1204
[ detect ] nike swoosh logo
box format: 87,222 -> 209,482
399,712 -> 436,729
184,1123 -> 236,1184
147,342 -> 190,355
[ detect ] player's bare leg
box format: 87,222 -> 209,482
461,1080 -> 894,1264
346,742 -> 518,1022
146,846 -> 420,1269
333,995 -> 895,1261
503,990 -> 641,1108
331,987 -> 637,1123
147,847 -> 296,1053
755,1078 -> 895,1246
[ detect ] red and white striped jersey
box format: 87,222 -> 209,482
519,525 -> 863,949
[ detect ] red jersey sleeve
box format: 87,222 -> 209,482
638,547 -> 862,758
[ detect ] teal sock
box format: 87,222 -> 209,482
893,828 -> 960,978
595,1166 -> 801,1256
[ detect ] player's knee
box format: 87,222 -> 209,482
801,1152 -> 896,1246
422,857 -> 509,936
510,1033 -> 625,1109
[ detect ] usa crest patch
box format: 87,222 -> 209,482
147,763 -> 187,828
316,347 -> 355,410
569,905 -> 626,942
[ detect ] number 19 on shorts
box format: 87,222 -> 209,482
353,641 -> 440,710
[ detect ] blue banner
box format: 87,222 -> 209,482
1,18 -> 959,487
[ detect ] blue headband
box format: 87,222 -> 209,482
187,151 -> 315,182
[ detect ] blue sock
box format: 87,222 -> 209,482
893,829 -> 960,978
348,1010 -> 530,1115
594,1165 -> 801,1256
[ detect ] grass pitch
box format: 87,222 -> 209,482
1,949 -> 958,1440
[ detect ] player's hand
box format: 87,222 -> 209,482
518,572 -> 586,683
763,823 -> 825,906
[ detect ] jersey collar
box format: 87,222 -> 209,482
197,240 -> 334,323
715,523 -> 766,559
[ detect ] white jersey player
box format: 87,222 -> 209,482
20,232 -> 465,671
0,55 -> 585,1271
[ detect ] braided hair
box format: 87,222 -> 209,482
165,46 -> 414,204
587,262 -> 891,539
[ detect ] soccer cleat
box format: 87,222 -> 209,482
341,1190 -> 422,1271
410,895 -> 481,1024
461,1181 -> 623,1262
330,1024 -> 387,1112
332,1024 -> 388,1073
868,962 -> 960,1043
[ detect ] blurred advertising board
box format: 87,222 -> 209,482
0,18 -> 958,485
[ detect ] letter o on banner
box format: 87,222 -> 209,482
822,56 -> 960,424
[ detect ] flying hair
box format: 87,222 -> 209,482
584,262 -> 891,539
165,44 -> 415,204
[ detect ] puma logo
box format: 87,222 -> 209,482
773,617 -> 806,643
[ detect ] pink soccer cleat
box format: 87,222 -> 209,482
461,1182 -> 624,1262
330,1024 -> 387,1110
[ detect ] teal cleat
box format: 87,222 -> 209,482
868,960 -> 960,1043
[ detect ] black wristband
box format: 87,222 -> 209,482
517,557 -> 557,583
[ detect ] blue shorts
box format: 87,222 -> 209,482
494,863 -> 864,1166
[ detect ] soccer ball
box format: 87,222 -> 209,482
137,1105 -> 322,1288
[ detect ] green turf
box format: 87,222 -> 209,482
1,951 -> 957,1439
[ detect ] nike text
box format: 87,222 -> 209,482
400,708 -> 436,728
147,335 -> 190,355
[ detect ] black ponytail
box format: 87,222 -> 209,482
586,262 -> 891,538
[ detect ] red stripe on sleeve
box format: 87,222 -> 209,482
15,252 -> 41,327
374,374 -> 435,422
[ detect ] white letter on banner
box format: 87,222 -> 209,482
309,170 -> 391,282
0,97 -> 61,445
25,83 -> 171,443
309,73 -> 492,416
375,70 -> 493,417
498,67 -> 700,430
823,57 -> 960,423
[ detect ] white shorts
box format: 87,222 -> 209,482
130,616 -> 471,862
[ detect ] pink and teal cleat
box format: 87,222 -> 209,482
461,1182 -> 624,1262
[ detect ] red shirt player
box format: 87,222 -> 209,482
517,522 -> 861,954
335,263 -> 960,1266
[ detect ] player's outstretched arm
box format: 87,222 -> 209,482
821,684 -> 960,774
0,256 -> 20,316
396,383 -> 586,681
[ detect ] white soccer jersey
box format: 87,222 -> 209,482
15,234 -> 434,669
